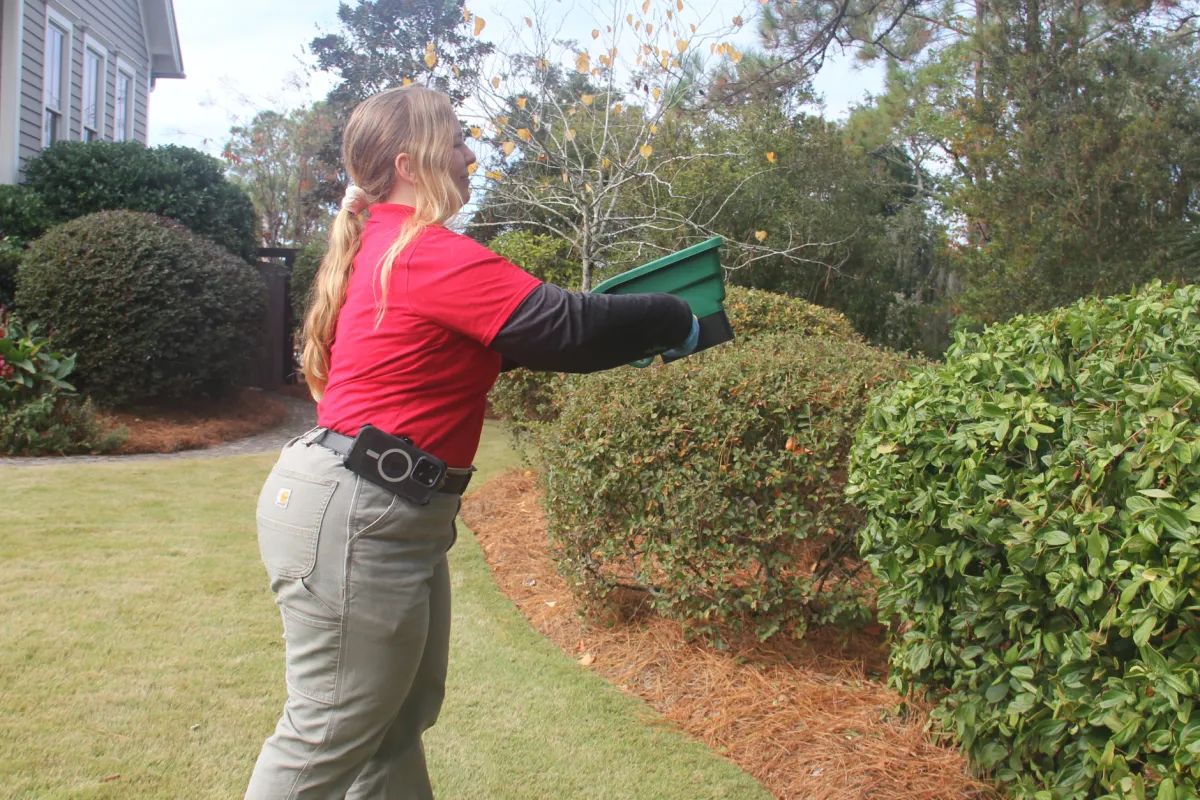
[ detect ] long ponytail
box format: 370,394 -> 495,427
300,85 -> 463,401
301,208 -> 365,400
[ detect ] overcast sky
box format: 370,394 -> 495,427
148,0 -> 885,156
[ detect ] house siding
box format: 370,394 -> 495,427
16,0 -> 150,180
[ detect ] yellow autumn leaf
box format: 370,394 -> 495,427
537,58 -> 547,70
453,65 -> 461,77
642,0 -> 650,12
501,141 -> 515,156
650,124 -> 658,134
639,144 -> 653,158
426,42 -> 435,52
402,77 -> 413,87
592,29 -> 600,39
733,15 -> 744,25
486,170 -> 502,181
677,39 -> 687,53
525,16 -> 532,26
474,16 -> 486,35
667,9 -> 673,19
585,183 -> 593,193
730,49 -> 743,64
635,20 -> 642,31
496,115 -> 509,126
766,151 -> 776,163
614,103 -> 622,114
467,162 -> 478,175
565,128 -> 576,141
637,55 -> 644,65
653,87 -> 662,101
470,126 -> 482,139
492,77 -> 501,89
424,51 -> 438,69
661,55 -> 669,68
671,58 -> 680,68
517,97 -> 527,110
755,230 -> 768,242
627,13 -> 634,23
532,114 -> 540,128
646,23 -> 653,35
677,0 -> 683,9
576,52 -> 590,74
602,157 -> 611,168
581,94 -> 594,106
517,128 -> 532,141
463,6 -> 470,22
690,23 -> 696,32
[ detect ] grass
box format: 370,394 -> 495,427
0,421 -> 770,799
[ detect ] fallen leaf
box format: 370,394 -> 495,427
424,51 -> 438,69
524,578 -> 537,586
502,141 -> 515,156
579,653 -> 596,666
474,16 -> 486,36
576,52 -> 590,74
766,151 -> 776,163
100,775 -> 121,783
755,230 -> 768,242
545,601 -> 557,607
640,144 -> 653,158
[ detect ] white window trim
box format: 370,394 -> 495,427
82,33 -> 108,142
43,6 -> 74,147
114,57 -> 136,142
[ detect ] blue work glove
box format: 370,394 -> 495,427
633,316 -> 700,367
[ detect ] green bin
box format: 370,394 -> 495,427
592,237 -> 733,363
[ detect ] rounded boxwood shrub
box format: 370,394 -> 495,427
0,186 -> 51,307
538,332 -> 915,642
17,211 -> 265,408
24,142 -> 260,261
848,282 -> 1200,798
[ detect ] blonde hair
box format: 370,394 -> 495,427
301,85 -> 465,400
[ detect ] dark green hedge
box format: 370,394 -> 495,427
538,332 -> 916,642
848,282 -> 1200,798
24,142 -> 260,261
17,211 -> 265,408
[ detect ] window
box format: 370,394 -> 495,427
82,35 -> 107,143
114,57 -> 135,142
114,70 -> 132,142
42,16 -> 69,148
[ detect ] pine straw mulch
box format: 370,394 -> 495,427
96,389 -> 290,454
460,471 -> 996,800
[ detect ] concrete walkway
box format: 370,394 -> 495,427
0,394 -> 317,467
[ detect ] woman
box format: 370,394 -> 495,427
246,85 -> 697,799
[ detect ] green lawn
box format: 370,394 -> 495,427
0,421 -> 770,799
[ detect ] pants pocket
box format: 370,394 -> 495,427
280,603 -> 341,705
256,466 -> 338,579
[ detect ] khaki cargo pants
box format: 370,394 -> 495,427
245,431 -> 460,799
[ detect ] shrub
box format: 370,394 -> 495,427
489,285 -> 861,435
0,186 -> 51,308
17,211 -> 265,408
488,231 -> 578,288
538,332 -> 915,642
290,238 -> 326,327
848,282 -> 1200,798
24,142 -> 260,260
0,314 -> 122,455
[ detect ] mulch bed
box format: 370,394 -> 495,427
460,470 -> 995,800
97,389 -> 290,454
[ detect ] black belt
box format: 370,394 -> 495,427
310,429 -> 474,496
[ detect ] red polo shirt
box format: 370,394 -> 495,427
317,204 -> 542,467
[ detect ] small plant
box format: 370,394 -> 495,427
0,313 -> 123,456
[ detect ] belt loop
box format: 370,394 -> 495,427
299,427 -> 326,447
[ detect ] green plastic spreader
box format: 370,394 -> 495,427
591,237 -> 734,363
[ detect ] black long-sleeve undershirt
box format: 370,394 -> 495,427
490,283 -> 693,374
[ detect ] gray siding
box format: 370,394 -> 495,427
18,0 -> 150,179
